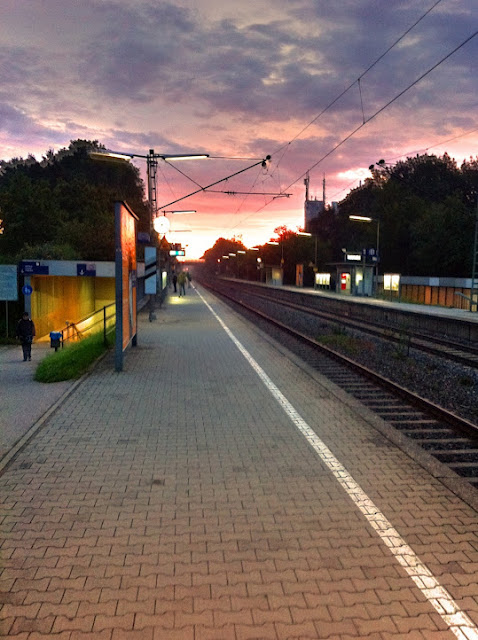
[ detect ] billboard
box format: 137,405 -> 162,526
115,201 -> 138,371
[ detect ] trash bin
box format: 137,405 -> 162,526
49,331 -> 62,351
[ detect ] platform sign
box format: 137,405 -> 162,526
144,246 -> 157,295
115,201 -> 138,371
22,284 -> 33,296
77,263 -> 96,276
169,249 -> 185,256
19,260 -> 49,275
0,265 -> 18,301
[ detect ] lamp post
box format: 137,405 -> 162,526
89,149 -> 209,238
349,215 -> 380,296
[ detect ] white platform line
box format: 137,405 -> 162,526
199,290 -> 478,640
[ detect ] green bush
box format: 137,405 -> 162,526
34,331 -> 113,382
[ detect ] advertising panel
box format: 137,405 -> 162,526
115,201 -> 138,371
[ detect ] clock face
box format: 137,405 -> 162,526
153,215 -> 170,235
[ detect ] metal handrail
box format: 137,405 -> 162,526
61,303 -> 116,346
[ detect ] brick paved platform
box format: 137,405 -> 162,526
1,285 -> 478,639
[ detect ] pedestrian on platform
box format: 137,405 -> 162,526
178,271 -> 187,297
172,272 -> 178,293
16,312 -> 36,361
186,269 -> 192,288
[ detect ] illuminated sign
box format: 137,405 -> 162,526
384,274 -> 400,291
115,201 -> 138,371
315,273 -> 331,286
346,254 -> 361,261
169,250 -> 186,256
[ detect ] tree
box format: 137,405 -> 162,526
338,153 -> 478,276
0,140 -> 149,263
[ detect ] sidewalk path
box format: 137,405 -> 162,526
1,286 -> 477,639
0,343 -> 73,459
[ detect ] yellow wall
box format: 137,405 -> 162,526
31,276 -> 115,337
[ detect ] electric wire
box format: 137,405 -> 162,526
157,1 -> 448,226
231,28 -> 478,229
328,126 -> 478,203
271,0 -> 444,158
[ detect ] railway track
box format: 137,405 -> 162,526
218,280 -> 478,368
200,277 -> 478,492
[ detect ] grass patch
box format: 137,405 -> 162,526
34,331 -> 113,383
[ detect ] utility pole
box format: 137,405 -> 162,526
147,149 -> 158,238
304,172 -> 310,201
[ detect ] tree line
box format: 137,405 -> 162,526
0,140 -> 149,263
1,146 -> 477,279
203,153 -> 478,283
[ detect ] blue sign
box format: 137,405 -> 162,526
77,263 -> 96,276
19,261 -> 49,275
22,285 -> 33,295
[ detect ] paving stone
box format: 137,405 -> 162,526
1,289 -> 478,640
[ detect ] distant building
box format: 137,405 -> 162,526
304,174 -> 339,232
304,173 -> 325,232
305,199 -> 324,231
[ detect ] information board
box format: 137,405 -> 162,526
0,265 -> 18,301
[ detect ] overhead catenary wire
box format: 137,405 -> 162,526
156,1 -> 448,222
157,156 -> 272,210
282,29 -> 478,194
271,0 -> 445,159
327,126 -> 478,203
230,28 -> 478,229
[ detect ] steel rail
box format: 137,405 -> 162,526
202,278 -> 478,440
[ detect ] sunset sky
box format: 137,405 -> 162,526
1,0 -> 477,259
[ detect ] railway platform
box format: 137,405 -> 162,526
1,284 -> 478,639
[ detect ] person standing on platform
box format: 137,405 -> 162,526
16,312 -> 36,361
186,269 -> 192,289
178,271 -> 187,297
172,271 -> 178,293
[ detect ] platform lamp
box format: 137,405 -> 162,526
349,215 -> 380,295
89,149 -> 209,238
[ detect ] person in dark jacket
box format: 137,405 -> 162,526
16,312 -> 36,361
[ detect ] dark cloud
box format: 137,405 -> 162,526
0,0 -> 476,224
0,103 -> 38,136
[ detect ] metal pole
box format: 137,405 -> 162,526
103,305 -> 107,346
147,149 -> 158,238
6,301 -> 8,338
375,220 -> 380,297
471,197 -> 478,311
